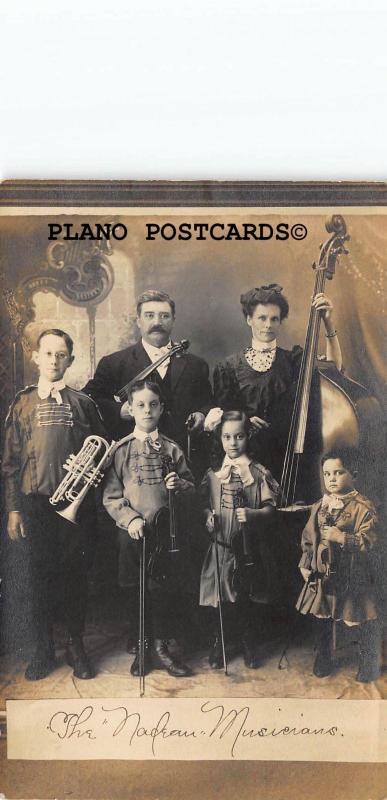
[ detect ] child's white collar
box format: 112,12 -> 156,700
133,426 -> 159,442
215,454 -> 254,486
37,377 -> 66,404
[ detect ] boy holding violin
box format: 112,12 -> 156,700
102,377 -> 195,677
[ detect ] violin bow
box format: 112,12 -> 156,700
212,510 -> 228,676
138,534 -> 146,697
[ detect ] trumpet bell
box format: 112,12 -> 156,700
55,502 -> 80,525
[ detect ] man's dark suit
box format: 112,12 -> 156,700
83,340 -> 213,449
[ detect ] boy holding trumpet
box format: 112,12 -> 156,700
2,329 -> 106,681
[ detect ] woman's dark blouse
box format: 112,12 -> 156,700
213,345 -> 303,481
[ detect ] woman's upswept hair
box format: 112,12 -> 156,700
240,284 -> 289,321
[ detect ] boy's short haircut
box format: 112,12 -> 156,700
321,447 -> 359,475
128,378 -> 164,403
37,328 -> 74,356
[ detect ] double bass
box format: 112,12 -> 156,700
280,214 -> 384,509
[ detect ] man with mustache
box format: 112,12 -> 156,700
83,289 -> 213,449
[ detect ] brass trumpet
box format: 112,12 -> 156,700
49,434 -> 128,524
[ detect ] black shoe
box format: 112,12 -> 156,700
127,638 -> 138,655
130,639 -> 152,676
313,648 -> 333,678
25,648 -> 56,681
356,621 -> 381,683
242,636 -> 260,670
356,649 -> 380,683
153,639 -> 192,677
66,637 -> 95,680
208,637 -> 224,670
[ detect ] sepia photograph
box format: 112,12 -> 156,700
0,181 -> 386,793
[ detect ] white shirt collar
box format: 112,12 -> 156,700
223,454 -> 252,469
142,338 -> 172,360
37,377 -> 66,402
322,489 -> 358,511
133,426 -> 159,442
215,454 -> 254,486
251,337 -> 277,352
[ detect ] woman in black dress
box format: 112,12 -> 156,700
208,284 -> 342,491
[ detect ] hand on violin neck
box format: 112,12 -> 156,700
236,507 -> 251,524
321,525 -> 345,546
127,517 -> 146,540
164,471 -> 186,492
204,510 -> 215,533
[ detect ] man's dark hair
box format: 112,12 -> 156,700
37,328 -> 74,356
127,377 -> 165,403
321,447 -> 359,475
136,289 -> 175,317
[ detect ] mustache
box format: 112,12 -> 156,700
149,326 -> 166,332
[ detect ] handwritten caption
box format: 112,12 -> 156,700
7,697 -> 386,761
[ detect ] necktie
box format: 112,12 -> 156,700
143,436 -> 162,455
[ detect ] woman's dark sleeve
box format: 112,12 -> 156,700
213,358 -> 244,411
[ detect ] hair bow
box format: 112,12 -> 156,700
254,283 -> 283,294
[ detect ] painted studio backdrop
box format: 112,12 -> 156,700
0,211 -> 385,410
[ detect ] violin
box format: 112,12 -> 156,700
147,455 -> 181,584
230,487 -> 262,601
116,339 -> 190,402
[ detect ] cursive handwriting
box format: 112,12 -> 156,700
46,702 -> 340,758
47,706 -> 96,740
101,706 -> 197,757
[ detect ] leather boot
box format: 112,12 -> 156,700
66,636 -> 95,680
313,619 -> 333,678
153,639 -> 192,677
25,640 -> 56,681
130,638 -> 152,676
208,636 -> 224,669
242,634 -> 260,669
127,638 -> 138,655
356,620 -> 381,683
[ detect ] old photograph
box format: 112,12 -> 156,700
0,183 -> 386,790
1,189 -> 385,699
